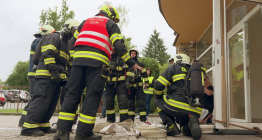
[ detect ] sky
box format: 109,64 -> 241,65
0,0 -> 176,81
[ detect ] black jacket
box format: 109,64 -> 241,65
126,58 -> 149,86
28,38 -> 41,77
154,63 -> 190,100
34,32 -> 70,80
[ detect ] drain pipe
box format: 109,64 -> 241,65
223,0 -> 229,128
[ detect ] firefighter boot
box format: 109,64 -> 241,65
20,130 -> 44,137
188,115 -> 202,140
53,131 -> 70,140
75,133 -> 102,140
166,118 -> 181,136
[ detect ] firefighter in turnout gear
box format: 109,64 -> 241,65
54,5 -> 142,140
125,48 -> 149,122
105,50 -> 129,123
20,20 -> 74,136
154,54 -> 203,140
18,25 -> 54,127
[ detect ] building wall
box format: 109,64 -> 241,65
177,43 -> 196,61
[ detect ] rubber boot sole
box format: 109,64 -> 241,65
20,131 -> 44,137
75,134 -> 102,140
53,132 -> 69,140
189,115 -> 202,140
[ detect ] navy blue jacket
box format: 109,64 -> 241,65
28,38 -> 41,77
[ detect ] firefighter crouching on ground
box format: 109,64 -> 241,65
20,20 -> 73,136
125,48 -> 149,122
154,54 -> 203,140
54,5 -> 142,140
18,26 -> 51,127
105,49 -> 129,122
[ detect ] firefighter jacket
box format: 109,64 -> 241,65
28,38 -> 41,77
143,76 -> 154,94
69,13 -> 135,68
35,32 -> 70,81
126,58 -> 149,88
106,53 -> 127,85
68,37 -> 75,72
154,63 -> 191,101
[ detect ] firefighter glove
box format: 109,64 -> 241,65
51,72 -> 61,83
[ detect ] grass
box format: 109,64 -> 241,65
0,109 -> 23,113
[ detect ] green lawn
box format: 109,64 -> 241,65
0,109 -> 23,113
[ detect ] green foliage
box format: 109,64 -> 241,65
142,29 -> 171,65
124,36 -> 137,51
158,63 -> 169,75
139,57 -> 160,79
98,1 -> 129,32
39,0 -> 75,31
0,79 -> 4,85
5,61 -> 29,86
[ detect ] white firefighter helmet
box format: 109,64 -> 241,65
34,25 -> 55,37
62,19 -> 80,35
129,48 -> 139,58
173,53 -> 190,65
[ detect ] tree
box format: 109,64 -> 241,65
142,29 -> 171,65
98,1 -> 129,32
124,36 -> 136,51
0,79 -> 4,85
5,61 -> 29,86
158,63 -> 169,75
139,57 -> 160,79
39,0 -> 75,31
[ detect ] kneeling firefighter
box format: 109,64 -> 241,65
105,50 -> 129,122
154,54 -> 205,140
20,19 -> 78,137
125,48 -> 149,122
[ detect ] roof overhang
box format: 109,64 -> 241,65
158,0 -> 262,47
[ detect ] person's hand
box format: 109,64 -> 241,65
132,64 -> 143,72
51,72 -> 61,83
125,82 -> 131,90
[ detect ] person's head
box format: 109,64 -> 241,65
173,53 -> 190,65
129,48 -> 139,59
169,58 -> 174,65
146,68 -> 152,76
204,75 -> 210,86
34,25 -> 55,38
61,19 -> 80,36
99,5 -> 120,23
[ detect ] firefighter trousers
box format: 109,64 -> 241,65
105,82 -> 128,122
21,78 -> 61,134
19,77 -> 36,125
154,95 -> 202,136
127,86 -> 146,122
57,66 -> 107,135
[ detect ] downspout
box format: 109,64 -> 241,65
223,0 -> 229,128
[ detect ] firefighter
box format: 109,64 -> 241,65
169,57 -> 174,65
125,48 -> 149,122
18,25 -> 54,127
20,19 -> 77,136
105,49 -> 129,123
136,68 -> 154,119
154,54 -> 202,140
54,5 -> 142,140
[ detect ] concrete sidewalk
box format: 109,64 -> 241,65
0,115 -> 260,140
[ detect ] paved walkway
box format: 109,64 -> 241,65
0,115 -> 260,140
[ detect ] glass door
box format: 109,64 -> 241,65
227,24 -> 250,122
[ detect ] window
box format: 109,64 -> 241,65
196,23 -> 213,81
